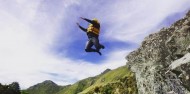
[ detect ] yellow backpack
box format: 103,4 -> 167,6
87,22 -> 100,35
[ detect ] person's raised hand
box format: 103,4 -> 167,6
80,17 -> 84,19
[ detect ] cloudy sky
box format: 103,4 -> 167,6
0,0 -> 190,89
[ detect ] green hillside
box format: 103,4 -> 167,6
25,80 -> 66,94
79,66 -> 137,94
56,77 -> 98,94
56,69 -> 110,94
24,66 -> 137,94
57,66 -> 137,94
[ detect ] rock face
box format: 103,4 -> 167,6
126,10 -> 190,94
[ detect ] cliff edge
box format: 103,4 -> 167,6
126,10 -> 190,94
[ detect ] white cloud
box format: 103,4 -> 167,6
99,49 -> 131,69
99,0 -> 190,43
0,0 -> 85,88
0,0 -> 113,89
0,0 -> 190,89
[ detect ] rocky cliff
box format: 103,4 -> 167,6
126,10 -> 190,94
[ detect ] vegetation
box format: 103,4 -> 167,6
25,80 -> 64,94
0,82 -> 21,94
80,66 -> 137,94
56,76 -> 98,94
56,66 -> 137,94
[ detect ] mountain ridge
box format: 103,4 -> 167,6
25,80 -> 64,94
23,66 -> 137,94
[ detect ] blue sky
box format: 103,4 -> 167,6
0,0 -> 190,89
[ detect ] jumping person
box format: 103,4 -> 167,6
76,17 -> 105,55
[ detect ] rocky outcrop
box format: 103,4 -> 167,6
126,10 -> 190,94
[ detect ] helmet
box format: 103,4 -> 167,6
92,18 -> 99,23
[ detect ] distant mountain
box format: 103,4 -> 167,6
25,80 -> 67,94
100,68 -> 111,75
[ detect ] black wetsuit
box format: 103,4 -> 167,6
78,18 -> 104,55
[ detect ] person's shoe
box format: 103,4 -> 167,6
97,51 -> 102,55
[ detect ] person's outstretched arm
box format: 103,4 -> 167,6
80,17 -> 94,24
76,23 -> 87,32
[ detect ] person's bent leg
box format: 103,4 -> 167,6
91,37 -> 102,55
99,44 -> 105,49
92,37 -> 104,50
85,39 -> 101,55
85,39 -> 97,52
85,48 -> 97,52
